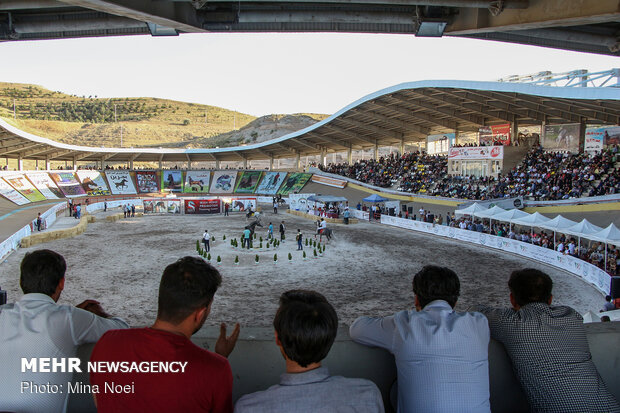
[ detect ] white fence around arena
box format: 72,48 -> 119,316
380,215 -> 611,295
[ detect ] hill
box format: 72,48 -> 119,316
0,82 -> 326,149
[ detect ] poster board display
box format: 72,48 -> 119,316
478,124 -> 511,146
255,172 -> 286,195
76,171 -> 110,196
25,173 -> 63,199
135,171 -> 159,193
2,174 -> 46,202
143,199 -> 180,214
542,124 -> 580,153
50,172 -> 87,197
210,171 -> 237,194
427,133 -> 455,154
234,171 -> 262,194
0,178 -> 30,205
183,170 -> 211,193
184,199 -> 221,214
288,193 -> 315,211
277,173 -> 312,195
311,174 -> 347,188
230,198 -> 257,212
585,126 -> 620,152
161,170 -> 184,192
105,171 -> 137,195
448,146 -> 504,160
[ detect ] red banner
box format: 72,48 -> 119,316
184,199 -> 221,214
479,124 -> 511,146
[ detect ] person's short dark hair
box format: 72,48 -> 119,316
606,295 -> 612,302
157,256 -> 222,324
273,290 -> 338,368
601,315 -> 611,322
412,265 -> 460,308
508,268 -> 553,307
20,249 -> 66,296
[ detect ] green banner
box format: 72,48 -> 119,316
234,171 -> 262,193
277,173 -> 312,195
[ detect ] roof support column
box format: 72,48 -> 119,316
45,156 -> 51,171
186,160 -> 191,170
511,118 -> 519,146
579,117 -> 587,154
215,160 -> 221,169
243,158 -> 248,169
320,149 -> 327,167
269,157 -> 274,170
373,141 -> 378,160
399,139 -> 405,156
130,160 -> 134,170
347,145 -> 353,164
72,157 -> 75,170
17,155 -> 23,171
454,130 -> 459,146
295,152 -> 300,170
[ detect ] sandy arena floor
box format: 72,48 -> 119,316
0,209 -> 605,328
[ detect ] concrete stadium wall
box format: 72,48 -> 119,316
68,323 -> 620,413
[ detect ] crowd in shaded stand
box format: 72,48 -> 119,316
322,145 -> 619,201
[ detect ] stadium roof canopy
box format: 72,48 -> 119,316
0,0 -> 618,56
0,80 -> 619,164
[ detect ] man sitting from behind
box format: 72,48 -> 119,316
234,290 -> 384,413
475,268 -> 619,413
90,256 -> 241,413
0,249 -> 128,413
350,265 -> 491,413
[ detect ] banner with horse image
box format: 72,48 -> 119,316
277,173 -> 312,196
234,171 -> 262,194
143,198 -> 180,214
230,198 -> 257,212
76,171 -> 110,196
161,170 -> 184,192
585,125 -> 620,152
0,177 -> 29,205
135,171 -> 159,193
26,173 -> 63,199
2,174 -> 46,202
50,172 -> 87,197
255,171 -> 286,195
105,171 -> 137,195
183,170 -> 211,193
478,124 -> 511,146
542,123 -> 580,153
210,171 -> 237,194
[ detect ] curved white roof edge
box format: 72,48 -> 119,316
1,80 -> 618,156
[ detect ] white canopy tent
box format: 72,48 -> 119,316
455,203 -> 487,217
538,215 -> 579,247
587,223 -> 620,271
511,212 -> 552,227
491,209 -> 531,231
473,205 -> 507,234
564,219 -> 604,238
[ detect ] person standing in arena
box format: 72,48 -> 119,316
203,229 -> 211,253
279,221 -> 286,242
296,229 -> 303,251
474,269 -> 620,413
350,265 -> 491,413
91,257 -> 240,413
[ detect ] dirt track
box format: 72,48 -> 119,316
0,209 -> 605,328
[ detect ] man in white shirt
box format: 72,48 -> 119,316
0,249 -> 128,413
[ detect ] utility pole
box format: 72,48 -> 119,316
13,99 -> 16,119
120,124 -> 123,147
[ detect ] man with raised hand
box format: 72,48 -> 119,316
475,268 -> 620,413
235,290 -> 384,413
350,265 -> 491,413
0,249 -> 128,413
90,256 -> 240,413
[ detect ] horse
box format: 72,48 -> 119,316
315,226 -> 334,242
244,216 -> 263,247
114,178 -> 128,190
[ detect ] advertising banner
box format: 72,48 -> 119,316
277,173 -> 312,195
427,133 -> 455,154
255,172 -> 286,195
135,171 -> 159,193
0,178 -> 29,205
447,146 -> 504,160
230,198 -> 257,212
76,170 -> 110,196
585,126 -> 620,152
50,172 -> 87,197
210,171 -> 237,194
143,199 -> 180,214
25,173 -> 63,199
184,170 -> 211,193
105,171 -> 137,195
234,171 -> 262,193
310,174 -> 347,188
2,174 -> 46,202
289,193 -> 315,211
161,170 -> 184,192
542,123 -> 580,153
479,124 -> 511,146
184,199 -> 221,214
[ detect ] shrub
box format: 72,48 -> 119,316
288,252 -> 292,261
255,254 -> 259,263
273,254 -> 277,262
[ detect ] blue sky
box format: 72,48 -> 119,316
0,33 -> 618,116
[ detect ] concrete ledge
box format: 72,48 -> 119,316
66,322 -> 620,413
20,215 -> 95,248
287,209 -> 359,224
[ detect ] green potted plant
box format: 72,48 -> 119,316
288,252 -> 292,263
207,253 -> 211,262
273,253 -> 278,264
255,254 -> 259,265
216,255 -> 221,265
313,249 -> 317,258
302,251 -> 307,260
234,255 -> 239,265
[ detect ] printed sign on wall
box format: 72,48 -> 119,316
542,124 -> 580,153
50,172 -> 87,197
105,171 -> 137,195
26,173 -> 63,199
184,199 -> 221,214
135,171 -> 159,193
0,178 -> 30,205
256,172 -> 286,195
161,170 -> 184,192
234,171 -> 262,194
184,171 -> 211,193
210,171 -> 237,194
76,171 -> 110,196
277,173 -> 312,195
3,174 -> 46,202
